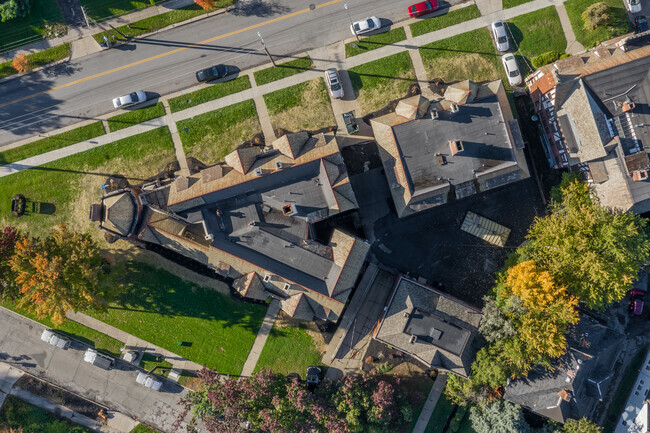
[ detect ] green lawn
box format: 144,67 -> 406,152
254,56 -> 314,86
0,121 -> 105,165
603,347 -> 648,433
0,0 -> 64,52
168,75 -> 251,113
565,0 -> 631,48
130,425 -> 162,433
503,0 -> 535,8
424,394 -> 456,433
107,102 -> 166,132
139,352 -> 173,378
508,7 -> 567,76
177,99 -> 261,165
264,79 -> 335,132
94,261 -> 267,376
93,4 -> 212,43
410,5 -> 481,37
346,27 -> 407,57
0,43 -> 71,79
419,28 -> 501,85
253,324 -> 323,375
0,395 -> 92,432
0,126 -> 176,237
348,51 -> 416,114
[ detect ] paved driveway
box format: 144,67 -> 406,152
0,307 -> 190,433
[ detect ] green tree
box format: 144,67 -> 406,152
478,296 -> 515,343
10,224 -> 104,324
524,177 -> 650,310
563,418 -> 602,433
0,0 -> 18,22
469,400 -> 532,433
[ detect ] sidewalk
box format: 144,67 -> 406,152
0,363 -> 23,409
412,373 -> 448,433
239,299 -> 281,377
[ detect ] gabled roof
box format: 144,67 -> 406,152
224,146 -> 261,174
102,192 -> 136,236
272,132 -> 309,159
233,272 -> 267,300
281,293 -> 315,320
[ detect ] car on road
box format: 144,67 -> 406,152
196,64 -> 233,83
491,20 -> 510,52
408,0 -> 438,17
40,329 -> 70,349
635,15 -> 648,33
324,69 -> 344,99
351,16 -> 382,36
501,54 -> 522,86
626,0 -> 642,13
630,289 -> 645,316
112,91 -> 147,109
136,371 -> 163,391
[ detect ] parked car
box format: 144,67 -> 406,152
491,20 -> 510,52
196,64 -> 233,83
501,54 -> 522,86
351,16 -> 382,36
635,15 -> 648,33
136,371 -> 163,391
626,0 -> 642,13
630,289 -> 645,316
324,69 -> 344,99
408,0 -> 438,17
83,348 -> 114,370
40,329 -> 70,349
112,91 -> 147,109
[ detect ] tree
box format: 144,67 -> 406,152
11,54 -> 30,73
524,177 -> 650,310
581,2 -> 609,30
478,296 -> 515,343
10,224 -> 104,324
562,418 -> 602,433
0,0 -> 18,22
0,226 -> 19,298
469,400 -> 532,433
194,0 -> 216,10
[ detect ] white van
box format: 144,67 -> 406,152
83,349 -> 114,370
40,329 -> 70,349
136,372 -> 163,391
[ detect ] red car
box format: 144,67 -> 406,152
630,289 -> 645,316
408,0 -> 438,17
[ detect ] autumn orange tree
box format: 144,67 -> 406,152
10,224 -> 104,324
194,0 -> 216,10
12,54 -> 30,73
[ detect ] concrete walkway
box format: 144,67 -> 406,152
412,373 -> 448,433
65,311 -> 203,377
162,99 -> 191,177
239,299 -> 281,377
555,3 -> 585,54
249,72 -> 278,143
0,363 -> 23,409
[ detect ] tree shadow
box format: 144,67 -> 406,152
230,0 -> 291,17
41,61 -> 83,78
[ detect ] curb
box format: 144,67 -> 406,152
0,52 -> 72,87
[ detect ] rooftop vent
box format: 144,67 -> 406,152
436,154 -> 447,165
633,169 -> 648,182
450,103 -> 460,113
275,161 -> 283,170
430,107 -> 438,120
282,283 -> 290,292
254,167 -> 263,176
409,335 -> 417,344
449,140 -> 464,155
282,203 -> 298,216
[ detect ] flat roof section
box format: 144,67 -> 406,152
404,308 -> 470,356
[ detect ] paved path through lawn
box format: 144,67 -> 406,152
239,299 -> 281,377
555,3 -> 586,55
1,0 -> 579,177
66,311 -> 204,376
412,373 -> 448,433
163,99 -> 191,177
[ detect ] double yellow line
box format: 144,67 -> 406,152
0,0 -> 345,109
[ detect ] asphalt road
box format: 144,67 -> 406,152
0,307 -> 190,432
0,0 -> 462,147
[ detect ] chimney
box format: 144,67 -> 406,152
89,204 -> 103,222
558,389 -> 572,402
450,140 -> 464,155
633,170 -> 648,181
622,100 -> 636,113
409,335 -> 417,344
254,167 -> 263,176
430,107 -> 439,120
436,154 -> 447,165
282,203 -> 298,216
450,103 -> 460,113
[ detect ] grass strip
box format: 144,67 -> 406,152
177,99 -> 261,165
253,324 -> 323,375
168,75 -> 251,113
83,0 -> 163,22
107,102 -> 165,132
503,0 -> 535,8
564,0 -> 630,48
130,425 -> 163,433
410,5 -> 481,37
0,43 -> 71,79
348,51 -> 416,114
0,395 -> 93,432
424,394 -> 456,433
345,27 -> 407,57
0,0 -> 64,52
264,81 -> 311,114
253,56 -> 314,86
139,352 -> 173,378
0,121 -> 105,165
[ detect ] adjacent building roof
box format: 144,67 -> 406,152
373,276 -> 483,377
504,316 -> 623,423
615,349 -> 650,433
460,211 -> 511,247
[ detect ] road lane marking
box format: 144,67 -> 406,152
0,0 -> 345,110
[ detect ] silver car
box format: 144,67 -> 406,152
351,16 -> 382,36
112,90 -> 147,109
491,20 -> 510,52
325,69 -> 344,99
501,54 -> 522,87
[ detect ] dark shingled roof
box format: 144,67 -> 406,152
103,192 -> 136,236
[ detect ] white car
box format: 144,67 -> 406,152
626,0 -> 642,13
350,16 -> 382,36
41,329 -> 70,349
325,69 -> 344,99
112,90 -> 147,109
491,20 -> 510,52
502,54 -> 522,87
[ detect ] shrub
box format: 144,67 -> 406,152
12,54 -> 31,73
531,51 -> 561,68
0,0 -> 27,22
581,2 -> 610,30
450,405 -> 468,432
194,0 -> 215,10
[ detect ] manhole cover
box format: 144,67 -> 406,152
309,3 -> 315,9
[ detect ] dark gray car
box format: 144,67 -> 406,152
196,65 -> 231,83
